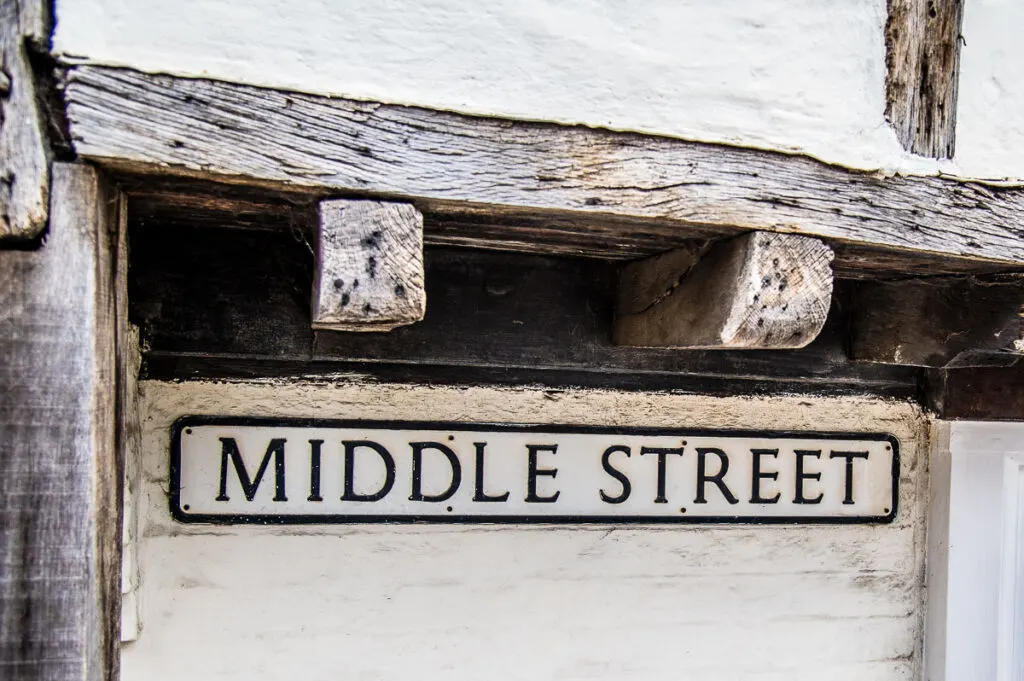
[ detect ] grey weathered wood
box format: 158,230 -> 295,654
312,199 -> 425,331
885,0 -> 964,158
0,0 -> 51,240
113,184 -> 141,643
615,243 -> 708,316
63,65 -> 1024,267
614,232 -> 834,349
0,163 -> 122,681
113,174 -> 1024,279
852,275 -> 1024,367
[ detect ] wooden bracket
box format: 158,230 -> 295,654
852,275 -> 1024,367
312,199 -> 426,332
614,232 -> 834,349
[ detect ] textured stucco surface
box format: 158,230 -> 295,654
954,0 -> 1024,179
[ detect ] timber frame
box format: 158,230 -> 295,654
2,10 -> 1020,681
45,62 -> 1024,421
0,164 -> 125,681
63,66 -> 1024,274
5,54 -> 1023,418
885,0 -> 965,158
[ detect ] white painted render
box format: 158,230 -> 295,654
54,0 -> 935,174
926,422 -> 1024,681
123,380 -> 928,681
954,0 -> 1024,179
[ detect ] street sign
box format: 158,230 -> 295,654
171,417 -> 898,524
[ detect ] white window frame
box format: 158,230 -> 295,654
928,422 -> 1024,681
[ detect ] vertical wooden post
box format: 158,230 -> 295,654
885,0 -> 965,158
0,163 -> 123,681
0,0 -> 52,240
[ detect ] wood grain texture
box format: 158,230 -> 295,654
313,199 -> 425,331
615,233 -> 833,349
886,0 -> 964,158
114,194 -> 141,643
111,173 -> 1020,279
0,163 -> 121,681
0,0 -> 51,240
852,275 -> 1024,367
63,65 -> 1024,266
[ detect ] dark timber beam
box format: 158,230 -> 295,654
312,199 -> 426,331
614,233 -> 834,349
0,0 -> 51,240
0,163 -> 123,681
63,65 -> 1024,270
929,365 -> 1024,420
885,0 -> 965,158
852,275 -> 1024,367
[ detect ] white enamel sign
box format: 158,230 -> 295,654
171,418 -> 898,524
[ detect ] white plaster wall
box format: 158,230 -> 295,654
53,0 -> 925,173
954,0 -> 1024,180
123,380 -> 928,681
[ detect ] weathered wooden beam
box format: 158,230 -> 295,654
0,0 -> 51,240
885,0 -> 964,158
312,199 -> 425,331
614,233 -> 834,349
63,65 -> 1024,267
0,163 -> 122,681
110,173 -> 1023,279
852,275 -> 1024,367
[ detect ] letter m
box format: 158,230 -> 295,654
216,437 -> 288,502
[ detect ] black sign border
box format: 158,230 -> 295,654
170,415 -> 900,526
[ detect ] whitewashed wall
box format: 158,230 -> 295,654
54,0 -> 923,173
123,380 -> 927,681
955,0 -> 1024,179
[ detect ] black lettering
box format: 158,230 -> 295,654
525,444 -> 560,503
794,449 -> 824,504
830,450 -> 870,505
216,437 -> 288,502
341,440 -> 396,502
600,445 -> 632,504
694,447 -> 739,505
473,442 -> 509,502
308,439 -> 324,502
640,446 -> 685,504
409,442 -> 462,502
749,448 -> 781,504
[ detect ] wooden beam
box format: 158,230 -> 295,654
0,0 -> 51,240
64,65 -> 1024,267
852,275 -> 1024,367
126,217 -> 920,396
614,233 -> 834,349
312,199 -> 425,332
929,365 -> 1024,421
111,173 -> 1023,279
885,0 -> 964,158
0,163 -> 122,681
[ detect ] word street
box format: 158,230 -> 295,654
171,418 -> 898,523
